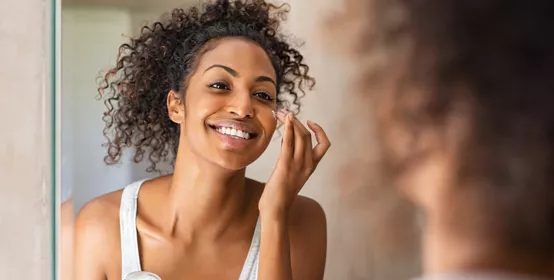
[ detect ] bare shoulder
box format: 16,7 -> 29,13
73,189 -> 124,278
247,178 -> 326,230
75,189 -> 122,230
74,189 -> 124,249
290,195 -> 326,227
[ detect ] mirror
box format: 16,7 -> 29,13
58,0 -> 420,279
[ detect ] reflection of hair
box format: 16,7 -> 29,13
98,0 -> 315,172
337,0 -> 554,257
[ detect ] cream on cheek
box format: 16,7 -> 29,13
257,106 -> 278,138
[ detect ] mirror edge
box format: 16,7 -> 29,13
53,0 -> 61,278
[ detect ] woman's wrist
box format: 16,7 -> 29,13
259,204 -> 290,223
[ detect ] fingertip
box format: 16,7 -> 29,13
307,120 -> 320,130
284,114 -> 293,130
287,113 -> 294,124
278,108 -> 290,115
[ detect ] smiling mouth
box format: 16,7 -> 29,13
208,125 -> 258,140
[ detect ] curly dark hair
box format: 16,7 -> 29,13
334,0 -> 554,257
98,0 -> 315,173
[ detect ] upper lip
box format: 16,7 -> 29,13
208,120 -> 259,136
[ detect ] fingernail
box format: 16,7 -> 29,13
278,109 -> 289,116
272,110 -> 277,119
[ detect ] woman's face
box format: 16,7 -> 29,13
171,37 -> 278,170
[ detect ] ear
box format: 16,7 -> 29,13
167,90 -> 185,124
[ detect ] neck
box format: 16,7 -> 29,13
422,208 -> 554,278
164,146 -> 251,239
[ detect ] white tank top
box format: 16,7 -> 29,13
119,179 -> 261,280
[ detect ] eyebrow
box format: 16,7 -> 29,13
203,64 -> 276,86
255,76 -> 276,86
204,64 -> 238,76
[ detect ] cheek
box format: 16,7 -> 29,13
184,96 -> 217,124
258,109 -> 277,137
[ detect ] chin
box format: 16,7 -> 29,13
212,154 -> 258,172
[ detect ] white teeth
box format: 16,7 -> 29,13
216,127 -> 251,140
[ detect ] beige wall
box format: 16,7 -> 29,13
0,0 -> 54,278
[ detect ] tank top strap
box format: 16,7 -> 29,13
238,216 -> 261,280
119,179 -> 147,280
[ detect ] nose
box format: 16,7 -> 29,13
227,90 -> 254,118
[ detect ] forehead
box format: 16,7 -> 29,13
196,37 -> 276,79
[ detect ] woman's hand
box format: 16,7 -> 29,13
258,109 -> 331,220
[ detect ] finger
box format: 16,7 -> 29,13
290,114 -> 306,164
280,111 -> 294,163
307,120 -> 331,163
287,114 -> 309,165
289,115 -> 313,170
277,109 -> 290,147
275,109 -> 288,124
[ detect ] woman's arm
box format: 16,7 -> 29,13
258,111 -> 330,280
289,197 -> 327,280
73,198 -> 113,280
258,213 -> 293,280
258,197 -> 327,280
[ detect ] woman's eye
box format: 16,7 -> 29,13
209,82 -> 230,90
254,92 -> 275,101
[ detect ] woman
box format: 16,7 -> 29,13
334,0 -> 554,279
73,1 -> 329,279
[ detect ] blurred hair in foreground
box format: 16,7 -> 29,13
328,0 -> 554,275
